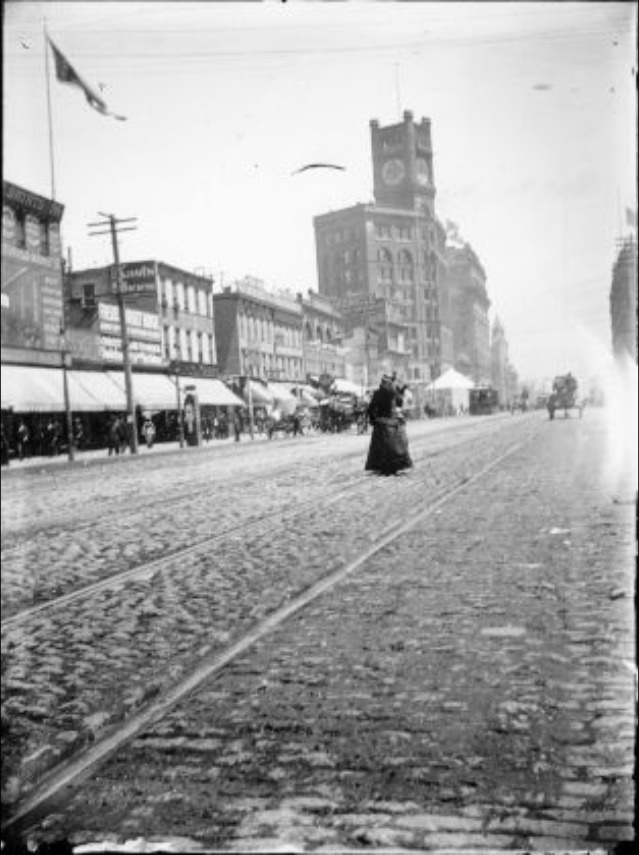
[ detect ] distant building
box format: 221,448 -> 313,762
213,276 -> 304,381
67,261 -> 217,374
1,180 -> 65,365
443,241 -> 491,385
610,237 -> 637,362
491,316 -> 510,407
296,290 -> 346,382
314,111 -> 446,389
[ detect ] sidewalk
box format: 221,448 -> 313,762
1,432 -> 273,472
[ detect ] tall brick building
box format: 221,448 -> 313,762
314,111 -> 447,387
443,242 -> 492,385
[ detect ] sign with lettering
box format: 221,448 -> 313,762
98,303 -> 162,365
108,261 -> 157,295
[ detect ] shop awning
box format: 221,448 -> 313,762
182,378 -> 245,407
266,382 -> 299,415
68,371 -> 126,411
289,384 -> 322,406
1,365 -> 65,412
244,379 -> 275,406
107,371 -> 179,410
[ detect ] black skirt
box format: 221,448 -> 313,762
365,417 -> 413,475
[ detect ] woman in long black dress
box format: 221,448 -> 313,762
365,374 -> 413,475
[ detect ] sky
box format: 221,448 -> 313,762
3,0 -> 637,386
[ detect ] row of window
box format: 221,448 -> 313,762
160,279 -> 211,316
239,313 -> 302,349
303,322 -> 338,343
162,326 -> 215,365
244,352 -> 304,380
375,223 -> 434,244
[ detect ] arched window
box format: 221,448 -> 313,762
305,321 -> 313,341
398,249 -> 414,283
377,247 -> 393,283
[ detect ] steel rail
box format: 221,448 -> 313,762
0,417 -> 506,545
1,425 -> 494,628
2,429 -> 539,832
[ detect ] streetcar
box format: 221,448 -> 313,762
469,386 -> 500,416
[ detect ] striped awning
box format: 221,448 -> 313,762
181,377 -> 245,407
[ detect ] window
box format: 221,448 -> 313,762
39,221 -> 50,256
14,211 -> 26,249
175,282 -> 184,310
198,289 -> 207,316
398,249 -> 414,283
163,279 -> 173,307
82,283 -> 96,308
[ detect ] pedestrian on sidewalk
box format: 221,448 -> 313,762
16,420 -> 30,461
1,424 -> 10,466
365,373 -> 413,476
233,410 -> 242,442
142,417 -> 156,450
107,416 -> 121,456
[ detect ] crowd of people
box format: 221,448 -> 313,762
1,377 -> 418,467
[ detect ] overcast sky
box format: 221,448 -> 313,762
3,0 -> 637,385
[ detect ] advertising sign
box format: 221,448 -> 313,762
108,261 -> 157,295
1,253 -> 64,350
98,303 -> 163,365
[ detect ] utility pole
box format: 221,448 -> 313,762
88,213 -> 139,454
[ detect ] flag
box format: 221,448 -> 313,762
48,36 -> 127,121
625,207 -> 637,228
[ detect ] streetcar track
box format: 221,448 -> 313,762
0,424 -> 521,627
2,429 -> 538,831
0,418 -> 511,547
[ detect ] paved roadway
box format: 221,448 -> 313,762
1,410 -> 635,852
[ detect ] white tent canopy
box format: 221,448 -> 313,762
331,377 -> 366,396
426,368 -> 474,391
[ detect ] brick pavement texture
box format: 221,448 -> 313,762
6,410 -> 634,851
1,417 -> 528,803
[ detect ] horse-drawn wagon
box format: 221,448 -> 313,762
547,373 -> 584,420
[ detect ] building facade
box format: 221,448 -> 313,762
609,237 -> 637,363
443,242 -> 492,385
313,111 -> 446,387
296,290 -> 346,382
67,261 -> 217,373
213,277 -> 304,381
2,181 -> 65,366
490,316 -> 510,407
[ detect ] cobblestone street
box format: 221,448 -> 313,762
1,411 -> 635,852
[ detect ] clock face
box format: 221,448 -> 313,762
415,157 -> 430,186
382,158 -> 406,185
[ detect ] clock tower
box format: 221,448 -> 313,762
371,111 -> 435,213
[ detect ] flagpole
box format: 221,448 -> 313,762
43,18 -> 57,200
